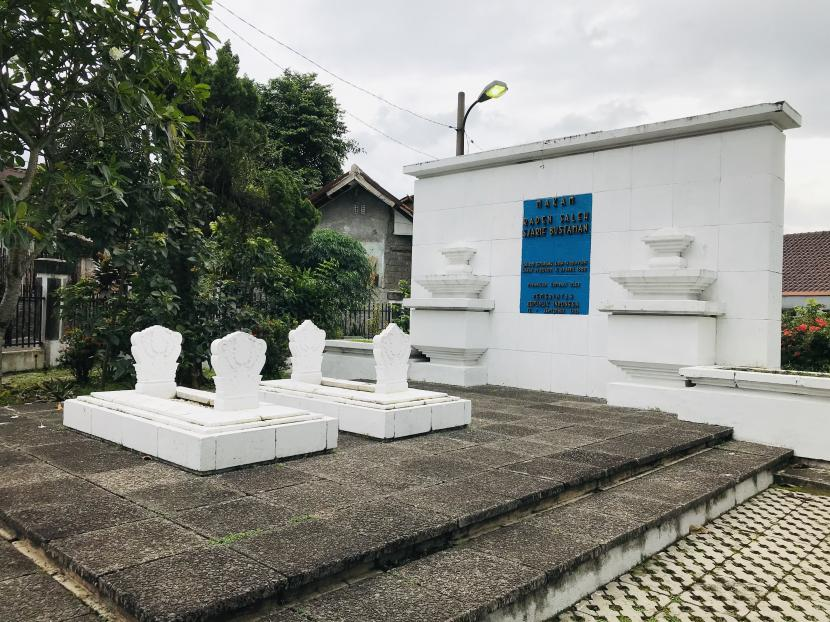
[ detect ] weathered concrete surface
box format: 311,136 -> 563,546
0,386 -> 740,621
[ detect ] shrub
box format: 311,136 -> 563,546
59,328 -> 99,383
781,300 -> 830,372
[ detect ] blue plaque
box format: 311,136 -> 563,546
520,193 -> 592,315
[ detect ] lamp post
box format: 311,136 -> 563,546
455,80 -> 508,156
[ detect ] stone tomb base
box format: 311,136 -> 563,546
259,378 -> 471,439
62,388 -> 337,473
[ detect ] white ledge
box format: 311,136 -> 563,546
404,101 -> 801,178
599,300 -> 725,316
403,297 -> 495,311
680,365 -> 830,397
324,338 -> 374,351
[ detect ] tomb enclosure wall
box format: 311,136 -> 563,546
404,102 -> 801,398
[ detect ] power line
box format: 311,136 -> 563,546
212,17 -> 438,160
215,1 -> 454,131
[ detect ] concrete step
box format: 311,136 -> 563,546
0,403 -> 735,622
271,440 -> 791,622
776,461 -> 830,493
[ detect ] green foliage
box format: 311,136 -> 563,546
393,280 -> 411,333
0,0 -> 213,335
39,378 -> 77,402
295,228 -> 374,334
781,301 -> 830,372
59,327 -> 99,384
259,71 -> 360,193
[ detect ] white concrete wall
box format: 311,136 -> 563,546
409,121 -> 788,398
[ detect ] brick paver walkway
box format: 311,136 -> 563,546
554,486 -> 830,622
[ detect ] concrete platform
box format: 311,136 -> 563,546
0,386 -> 790,621
260,378 -> 471,439
62,388 -> 337,472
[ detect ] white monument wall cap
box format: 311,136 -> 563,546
404,101 -> 801,178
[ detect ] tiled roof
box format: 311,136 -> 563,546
783,230 -> 830,295
308,164 -> 414,221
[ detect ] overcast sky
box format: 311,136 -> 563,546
210,1 -> 829,232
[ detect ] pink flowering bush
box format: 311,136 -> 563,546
781,301 -> 830,372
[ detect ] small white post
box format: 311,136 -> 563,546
210,331 -> 267,411
131,325 -> 182,399
373,323 -> 410,393
289,320 -> 326,384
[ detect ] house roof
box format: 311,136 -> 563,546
783,230 -> 830,295
309,164 -> 413,221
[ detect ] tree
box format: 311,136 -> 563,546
258,71 -> 359,193
0,0 -> 212,340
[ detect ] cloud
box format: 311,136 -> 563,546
211,0 -> 830,230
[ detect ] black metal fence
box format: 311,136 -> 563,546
3,284 -> 44,348
340,302 -> 403,339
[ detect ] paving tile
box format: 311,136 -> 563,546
128,479 -> 243,513
6,491 -> 151,543
574,578 -> 671,621
175,497 -> 298,539
334,498 -> 454,550
28,440 -> 146,474
0,447 -> 36,467
0,572 -> 93,622
339,441 -> 432,466
393,547 -> 544,614
101,547 -> 285,621
86,461 -> 197,495
489,436 -> 564,458
260,478 -> 382,515
524,428 -> 600,450
0,540 -> 38,581
0,461 -> 74,494
444,443 -> 526,468
474,468 -> 564,504
214,463 -> 315,495
469,520 -> 594,574
231,518 -> 377,588
49,517 -> 206,578
472,409 -> 527,423
394,479 -> 515,527
0,421 -> 83,448
479,422 -> 540,438
0,476 -> 101,514
394,453 -> 485,483
433,427 -> 507,446
546,447 -> 634,471
501,455 -> 603,486
302,570 -> 466,622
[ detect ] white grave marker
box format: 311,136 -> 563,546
131,325 -> 182,399
373,323 -> 410,394
211,331 -> 267,411
289,320 -> 326,384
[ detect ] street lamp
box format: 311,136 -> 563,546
455,80 -> 508,156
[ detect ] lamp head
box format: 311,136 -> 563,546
477,80 -> 508,103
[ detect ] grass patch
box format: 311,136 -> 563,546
0,367 -> 131,406
209,529 -> 263,546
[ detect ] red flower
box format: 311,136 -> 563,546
797,324 -> 808,332
794,352 -> 801,357
816,318 -> 828,327
809,325 -> 821,332
782,329 -> 793,337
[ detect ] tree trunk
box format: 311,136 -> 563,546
0,246 -> 36,356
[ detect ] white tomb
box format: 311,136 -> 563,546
260,321 -> 471,439
63,327 -> 337,472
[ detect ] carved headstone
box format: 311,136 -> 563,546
289,320 -> 326,384
373,323 -> 411,393
131,325 -> 182,398
211,331 -> 267,411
